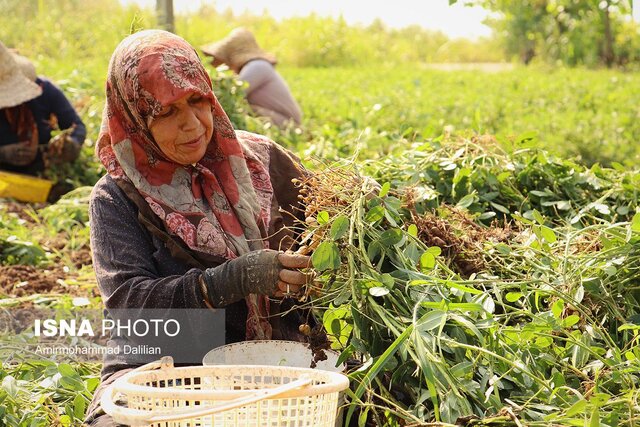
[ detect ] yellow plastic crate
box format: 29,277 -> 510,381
0,171 -> 53,203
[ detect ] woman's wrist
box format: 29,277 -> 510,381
200,249 -> 281,307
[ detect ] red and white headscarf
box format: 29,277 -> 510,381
97,30 -> 275,339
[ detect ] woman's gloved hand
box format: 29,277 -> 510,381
200,249 -> 312,307
0,142 -> 38,166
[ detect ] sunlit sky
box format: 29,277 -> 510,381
122,0 -> 494,39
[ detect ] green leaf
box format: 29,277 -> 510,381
573,285 -> 585,303
495,243 -> 511,255
367,241 -> 382,261
323,306 -> 351,347
380,273 -> 394,287
330,318 -> 341,336
532,209 -> 545,225
619,324 -> 640,331
490,201 -> 510,214
358,407 -> 370,427
60,376 -> 85,392
379,182 -> 391,198
457,193 -> 476,209
562,315 -> 580,328
59,364 -> 85,392
409,279 -> 482,295
330,215 -> 349,240
632,213 -> 640,233
420,252 -> 436,270
421,301 -> 484,311
58,363 -> 85,391
611,162 -> 625,171
452,167 -> 471,185
446,281 -> 482,295
365,205 -> 385,223
73,394 -> 86,419
379,229 -> 403,247
58,364 -> 78,378
427,246 -> 442,256
311,241 -> 341,270
589,407 -> 600,427
86,377 -> 100,393
450,361 -> 473,378
565,399 -> 587,417
552,300 -> 564,318
447,302 -> 484,311
530,190 -> 550,197
407,224 -> 418,238
450,313 -> 484,343
535,336 -> 553,348
317,211 -> 330,225
540,226 -> 556,243
479,211 -> 496,220
441,161 -> 457,171
417,310 -> 446,332
1,376 -> 17,398
589,393 -> 611,407
59,415 -> 71,427
505,292 -> 523,302
617,205 -> 630,215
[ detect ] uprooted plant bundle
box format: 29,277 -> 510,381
294,136 -> 640,426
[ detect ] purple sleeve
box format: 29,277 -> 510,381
238,60 -> 273,94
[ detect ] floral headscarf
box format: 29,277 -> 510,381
97,30 -> 275,340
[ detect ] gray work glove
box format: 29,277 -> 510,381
200,249 -> 312,307
0,142 -> 38,166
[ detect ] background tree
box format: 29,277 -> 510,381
453,0 -> 636,67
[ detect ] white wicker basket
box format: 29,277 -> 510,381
101,356 -> 350,426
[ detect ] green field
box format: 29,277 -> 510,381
1,1 -> 640,426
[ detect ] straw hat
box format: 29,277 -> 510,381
201,28 -> 277,71
0,42 -> 42,109
12,53 -> 38,81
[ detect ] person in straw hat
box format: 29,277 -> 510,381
202,28 -> 302,128
0,41 -> 86,177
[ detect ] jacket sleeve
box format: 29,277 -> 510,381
42,79 -> 87,145
89,177 -> 208,311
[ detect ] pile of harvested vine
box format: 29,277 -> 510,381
296,137 -> 640,426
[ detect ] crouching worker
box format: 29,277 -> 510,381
0,42 -> 86,180
202,28 -> 303,128
84,30 -> 314,426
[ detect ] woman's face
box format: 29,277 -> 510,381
147,93 -> 213,165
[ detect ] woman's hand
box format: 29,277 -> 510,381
200,249 -> 313,307
274,252 -> 312,298
0,142 -> 38,166
46,134 -> 81,165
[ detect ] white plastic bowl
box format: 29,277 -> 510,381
202,340 -> 346,373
